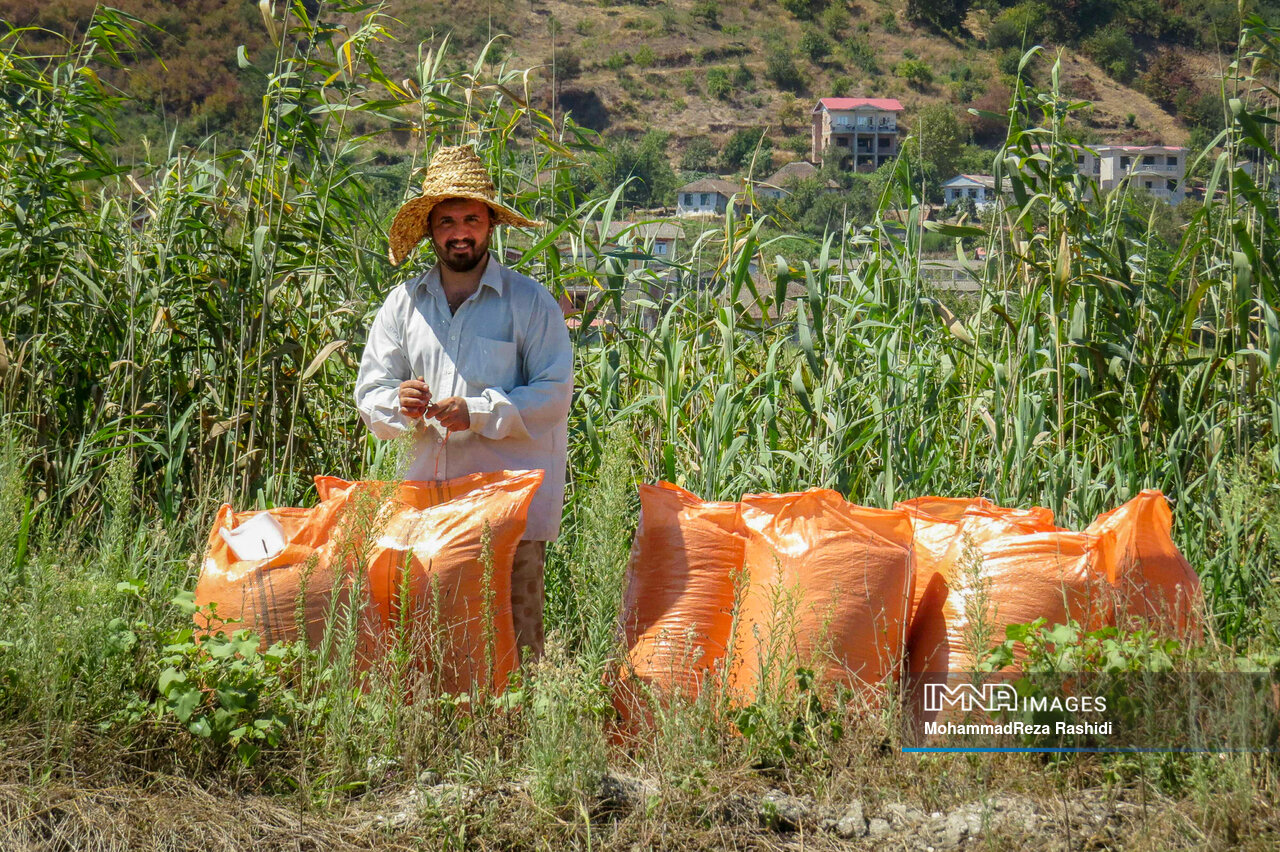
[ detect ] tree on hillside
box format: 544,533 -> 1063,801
721,128 -> 774,174
780,0 -> 830,21
680,138 -> 717,173
906,0 -> 971,31
911,103 -> 964,179
897,104 -> 965,200
577,131 -> 678,208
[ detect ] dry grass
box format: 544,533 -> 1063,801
3,718 -> 1276,851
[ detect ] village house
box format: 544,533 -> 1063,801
942,174 -> 999,208
676,177 -> 747,216
811,97 -> 903,172
1037,143 -> 1188,203
757,161 -> 841,199
1097,145 -> 1186,202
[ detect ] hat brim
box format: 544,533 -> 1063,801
387,191 -> 542,266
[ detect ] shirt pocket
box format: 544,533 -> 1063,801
462,335 -> 519,394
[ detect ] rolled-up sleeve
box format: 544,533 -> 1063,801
465,292 -> 573,441
354,294 -> 414,440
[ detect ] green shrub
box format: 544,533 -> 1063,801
799,28 -> 831,63
765,44 -> 805,91
144,595 -> 313,767
895,57 -> 934,88
843,35 -> 879,73
819,3 -> 851,35
707,66 -> 732,100
634,45 -> 656,68
986,1 -> 1049,49
780,0 -> 829,20
1083,24 -> 1139,82
693,0 -> 720,26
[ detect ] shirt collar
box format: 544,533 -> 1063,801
414,252 -> 506,299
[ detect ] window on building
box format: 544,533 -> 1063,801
968,188 -> 978,198
879,136 -> 891,148
1143,155 -> 1156,165
681,194 -> 690,206
1145,180 -> 1153,189
700,193 -> 710,206
1167,156 -> 1178,166
654,242 -> 668,255
1075,155 -> 1084,165
1121,156 -> 1131,168
1166,179 -> 1176,191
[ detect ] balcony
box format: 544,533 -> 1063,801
830,118 -> 897,132
1120,161 -> 1182,175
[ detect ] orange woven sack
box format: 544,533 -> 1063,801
905,505 -> 1105,678
896,497 -> 1057,625
617,482 -> 744,707
194,496 -> 369,651
315,469 -> 543,695
1085,489 -> 1202,637
731,490 -> 914,701
897,498 -> 1061,667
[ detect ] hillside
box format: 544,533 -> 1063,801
0,0 -> 1269,165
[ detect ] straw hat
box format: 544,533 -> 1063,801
387,144 -> 541,266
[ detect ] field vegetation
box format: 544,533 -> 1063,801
1,3 -> 1279,848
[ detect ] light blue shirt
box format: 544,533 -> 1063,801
354,253 -> 573,540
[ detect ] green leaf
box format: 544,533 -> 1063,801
158,667 -> 186,696
172,591 -> 197,616
1044,623 -> 1078,646
171,685 -> 202,723
236,741 -> 261,766
923,221 -> 985,238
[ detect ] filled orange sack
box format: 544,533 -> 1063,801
194,496 -> 372,651
731,489 -> 914,702
1085,489 -> 1202,637
616,482 -> 743,709
905,504 -> 1106,677
316,469 -> 543,695
896,497 -> 1056,629
897,498 -> 1061,669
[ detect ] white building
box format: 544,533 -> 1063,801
1041,143 -> 1188,203
942,174 -> 998,208
676,177 -> 746,216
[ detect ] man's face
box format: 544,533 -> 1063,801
428,198 -> 495,273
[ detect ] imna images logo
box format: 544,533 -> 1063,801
923,682 -> 1019,713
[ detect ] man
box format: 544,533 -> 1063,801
354,144 -> 573,662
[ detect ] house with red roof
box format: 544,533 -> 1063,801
811,97 -> 904,172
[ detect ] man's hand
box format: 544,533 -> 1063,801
399,378 -> 431,420
426,396 -> 471,432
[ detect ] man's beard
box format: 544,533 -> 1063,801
433,234 -> 490,272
